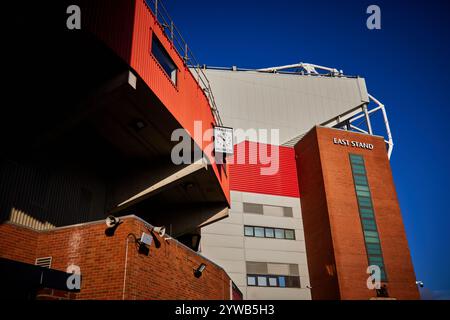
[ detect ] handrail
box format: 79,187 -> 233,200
144,0 -> 223,126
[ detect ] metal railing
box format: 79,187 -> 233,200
144,0 -> 223,126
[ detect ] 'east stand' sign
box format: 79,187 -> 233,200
333,138 -> 374,150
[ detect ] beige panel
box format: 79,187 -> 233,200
246,287 -> 311,300
246,261 -> 268,274
204,68 -> 368,145
214,212 -> 243,225
245,249 -> 308,269
241,192 -> 301,209
228,272 -> 247,287
230,191 -> 243,202
267,263 -> 290,275
208,259 -> 246,274
230,201 -> 243,213
201,246 -> 245,262
289,264 -> 300,276
201,222 -> 243,236
200,234 -> 244,249
262,205 -> 284,217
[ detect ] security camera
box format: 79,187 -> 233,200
105,215 -> 121,229
416,281 -> 424,288
152,226 -> 166,237
194,263 -> 207,278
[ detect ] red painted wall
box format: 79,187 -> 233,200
229,141 -> 300,198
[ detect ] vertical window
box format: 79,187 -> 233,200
278,276 -> 286,287
247,276 -> 256,286
151,35 -> 177,85
350,154 -> 387,281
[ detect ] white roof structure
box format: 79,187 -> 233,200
199,63 -> 393,157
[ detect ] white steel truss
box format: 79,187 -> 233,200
258,62 -> 344,76
321,94 -> 394,159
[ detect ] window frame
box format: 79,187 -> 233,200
150,33 -> 178,86
350,154 -> 388,282
244,225 -> 296,240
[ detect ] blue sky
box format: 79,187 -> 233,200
161,0 -> 450,298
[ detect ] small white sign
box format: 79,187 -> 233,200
140,232 -> 153,246
214,126 -> 234,155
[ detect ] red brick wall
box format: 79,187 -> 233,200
296,126 -> 419,300
0,223 -> 39,264
0,216 -> 231,300
295,128 -> 340,300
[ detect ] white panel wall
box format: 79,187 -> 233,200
203,68 -> 369,145
201,191 -> 311,300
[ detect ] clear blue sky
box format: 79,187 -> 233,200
161,0 -> 450,298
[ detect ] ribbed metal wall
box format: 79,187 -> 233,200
0,159 -> 106,229
229,141 -> 300,198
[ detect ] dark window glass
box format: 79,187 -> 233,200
244,226 -> 296,240
285,230 -> 295,240
350,154 -> 388,282
285,276 -> 301,288
351,164 -> 366,174
151,35 -> 177,84
354,175 -> 368,185
246,274 -> 300,288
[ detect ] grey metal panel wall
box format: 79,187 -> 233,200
204,69 -> 369,145
0,159 -> 107,229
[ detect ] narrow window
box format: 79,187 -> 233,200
350,154 -> 387,281
151,35 -> 177,85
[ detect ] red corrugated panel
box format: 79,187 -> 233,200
230,141 -> 300,198
130,0 -> 229,203
82,0 -> 135,62
83,0 -> 229,204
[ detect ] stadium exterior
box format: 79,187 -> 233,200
0,0 -> 419,300
199,66 -> 419,300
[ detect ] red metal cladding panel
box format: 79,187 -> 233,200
82,0 -> 229,204
130,0 -> 229,203
81,0 -> 136,62
229,141 -> 300,198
